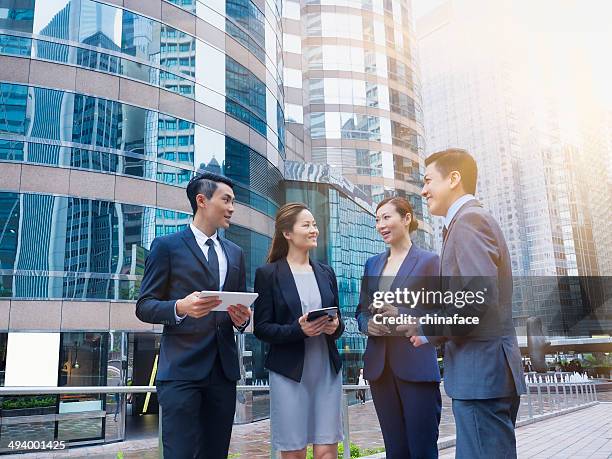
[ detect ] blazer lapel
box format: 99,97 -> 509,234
372,251 -> 388,277
180,227 -> 213,278
389,244 -> 419,291
310,259 -> 334,309
277,259 -> 304,319
440,199 -> 481,274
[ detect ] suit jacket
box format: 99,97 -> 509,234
253,258 -> 345,383
136,227 -> 246,382
356,245 -> 441,382
422,199 -> 527,399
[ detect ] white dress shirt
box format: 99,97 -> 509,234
175,223 -> 228,323
444,194 -> 475,231
189,223 -> 228,289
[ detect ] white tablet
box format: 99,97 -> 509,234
198,291 -> 259,311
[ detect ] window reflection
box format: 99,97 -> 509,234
78,0 -> 122,51
0,33 -> 31,56
121,10 -> 161,64
0,83 -> 28,135
226,57 -> 267,136
0,81 -> 284,210
310,111 -> 399,143
227,0 -> 266,63
0,191 -> 179,299
0,2 -> 34,33
33,0 -> 77,41
0,191 -> 280,298
195,40 -> 225,111
389,88 -> 415,120
24,0 -> 285,128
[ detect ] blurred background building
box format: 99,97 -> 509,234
416,0 -> 612,339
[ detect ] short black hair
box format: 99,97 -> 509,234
424,148 -> 478,195
186,172 -> 234,216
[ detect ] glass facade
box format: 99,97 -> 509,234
0,192 -> 273,300
0,0 -> 284,157
0,0 -> 283,131
285,181 -> 385,382
281,0 -> 432,245
0,331 -> 129,449
0,80 -> 282,216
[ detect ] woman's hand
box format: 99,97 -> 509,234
322,317 -> 340,335
299,314 -> 329,336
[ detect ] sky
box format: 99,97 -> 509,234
411,0 -> 447,19
411,0 -> 612,111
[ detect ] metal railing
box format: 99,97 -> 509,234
522,372 -> 599,418
0,376 -> 600,458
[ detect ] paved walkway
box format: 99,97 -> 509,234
8,400 -> 610,458
439,403 -> 612,459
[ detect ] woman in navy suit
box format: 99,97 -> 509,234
355,197 -> 442,459
254,203 -> 345,459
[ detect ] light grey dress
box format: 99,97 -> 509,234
269,271 -> 343,451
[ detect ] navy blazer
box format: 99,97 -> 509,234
356,245 -> 441,382
253,258 -> 345,383
136,227 -> 246,382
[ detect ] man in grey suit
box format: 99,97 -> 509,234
398,148 -> 526,458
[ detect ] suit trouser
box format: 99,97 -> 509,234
369,362 -> 441,459
156,357 -> 237,459
452,395 -> 520,459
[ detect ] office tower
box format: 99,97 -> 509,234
281,0 -> 433,249
417,0 -> 611,336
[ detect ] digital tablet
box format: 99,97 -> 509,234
198,291 -> 259,311
306,307 -> 338,322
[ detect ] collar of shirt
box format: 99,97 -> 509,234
444,194 -> 475,229
190,223 -> 218,249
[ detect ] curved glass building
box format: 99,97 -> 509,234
0,0 -> 284,447
281,0 -> 431,247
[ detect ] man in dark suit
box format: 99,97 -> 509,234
136,172 -> 251,459
398,149 -> 526,458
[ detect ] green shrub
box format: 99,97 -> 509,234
1,396 -> 56,410
305,442 -> 385,458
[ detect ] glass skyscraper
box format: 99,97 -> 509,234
417,0 -> 611,338
281,0 -> 432,249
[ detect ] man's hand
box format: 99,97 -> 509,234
299,314 -> 329,337
176,292 -> 222,319
410,335 -> 427,347
367,318 -> 391,336
396,322 -> 419,338
322,317 -> 340,335
227,304 -> 251,327
379,303 -> 399,318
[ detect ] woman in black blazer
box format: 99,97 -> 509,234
254,203 -> 345,459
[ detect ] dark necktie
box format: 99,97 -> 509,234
442,225 -> 448,242
205,239 -> 220,289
